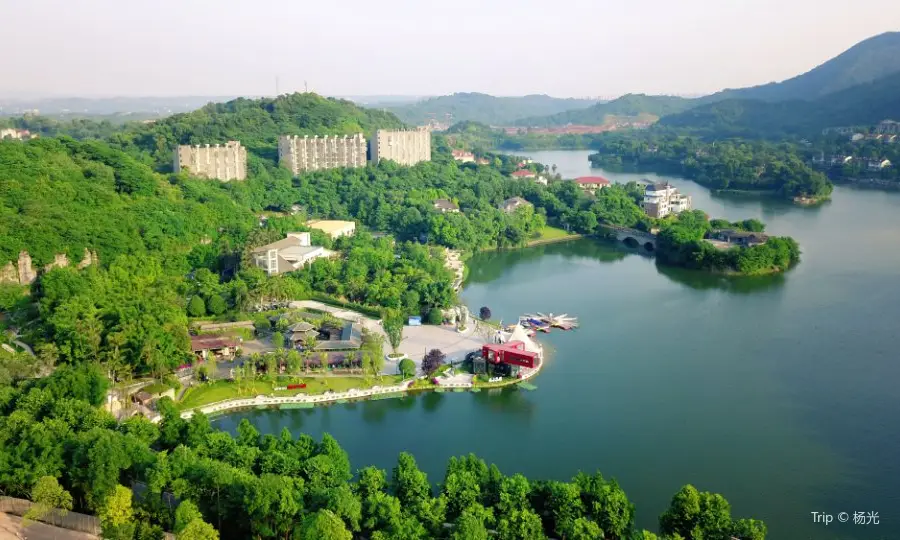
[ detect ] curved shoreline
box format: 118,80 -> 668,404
178,357 -> 543,420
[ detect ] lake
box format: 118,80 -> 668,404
218,150 -> 900,539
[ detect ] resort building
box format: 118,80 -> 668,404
866,158 -> 892,171
251,232 -> 335,276
451,149 -> 475,163
433,199 -> 460,213
305,219 -> 356,239
574,176 -> 610,194
0,128 -> 34,140
642,182 -> 692,218
710,230 -> 769,247
315,322 -> 363,351
174,141 -> 247,181
510,170 -> 536,179
370,128 -> 431,166
278,134 -> 367,174
500,196 -> 532,213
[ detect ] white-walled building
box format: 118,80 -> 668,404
643,182 -> 692,218
175,141 -> 247,181
370,128 -> 431,166
251,232 -> 335,276
278,134 -> 367,174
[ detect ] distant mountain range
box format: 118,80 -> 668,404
385,92 -> 600,126
520,31 -> 900,135
0,96 -> 244,116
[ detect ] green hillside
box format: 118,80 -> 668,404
387,92 -> 598,126
514,94 -> 695,126
708,31 -> 900,102
0,137 -> 256,268
660,71 -> 900,137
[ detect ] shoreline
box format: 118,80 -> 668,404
177,357 -> 544,420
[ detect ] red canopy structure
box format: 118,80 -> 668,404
482,341 -> 538,369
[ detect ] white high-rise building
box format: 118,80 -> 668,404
174,141 -> 247,181
278,134 -> 367,174
370,128 -> 431,166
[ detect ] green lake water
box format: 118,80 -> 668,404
218,150 -> 900,539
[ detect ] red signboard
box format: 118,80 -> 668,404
287,383 -> 307,390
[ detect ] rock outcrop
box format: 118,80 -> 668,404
16,251 -> 36,285
0,248 -> 98,285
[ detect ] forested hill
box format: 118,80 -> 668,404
0,137 -> 257,268
5,93 -> 406,168
513,94 -> 695,127
659,71 -> 900,137
706,31 -> 900,102
386,92 -> 599,126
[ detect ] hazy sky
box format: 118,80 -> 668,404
3,0 -> 899,98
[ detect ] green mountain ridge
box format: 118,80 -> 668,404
386,92 -> 599,126
514,94 -> 695,126
660,71 -> 900,137
707,31 -> 900,102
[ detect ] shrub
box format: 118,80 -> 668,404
426,308 -> 443,325
187,296 -> 206,317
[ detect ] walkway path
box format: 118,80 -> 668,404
444,248 -> 465,292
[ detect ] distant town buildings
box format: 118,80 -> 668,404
451,149 -> 475,163
500,197 -> 532,213
371,128 -> 431,166
643,182 -> 692,218
433,199 -> 460,213
866,158 -> 892,171
175,141 -> 247,181
0,128 -> 35,140
574,176 -> 610,195
252,232 -> 335,276
305,220 -> 356,239
278,134 -> 367,174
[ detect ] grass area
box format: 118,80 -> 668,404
536,225 -> 572,240
177,375 -> 406,410
142,382 -> 172,395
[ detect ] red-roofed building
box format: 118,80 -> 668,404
574,176 -> 610,194
451,149 -> 475,163
511,170 -> 536,179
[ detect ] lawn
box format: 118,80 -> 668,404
178,375 -> 406,410
534,225 -> 574,241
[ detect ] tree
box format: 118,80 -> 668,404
178,519 -> 220,540
479,306 -> 492,320
188,296 -> 207,317
300,510 -> 352,540
175,501 -> 204,533
496,508 -> 546,540
399,358 -> 416,379
391,453 -> 431,509
272,331 -> 285,350
453,506 -> 490,540
99,485 -> 136,540
382,308 -> 405,354
422,349 -> 446,375
426,308 -> 443,325
207,295 -> 227,316
24,476 -> 73,525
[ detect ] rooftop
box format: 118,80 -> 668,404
646,182 -> 672,191
190,336 -> 238,352
306,220 -> 356,234
511,170 -> 536,177
315,322 -> 363,350
575,176 -> 610,185
434,199 -> 459,211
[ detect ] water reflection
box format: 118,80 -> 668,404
466,240 -> 627,284
654,263 -> 788,294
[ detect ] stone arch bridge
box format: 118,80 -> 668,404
604,226 -> 657,251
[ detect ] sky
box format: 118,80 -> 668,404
2,0 -> 899,99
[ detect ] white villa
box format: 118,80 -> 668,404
252,232 -> 335,276
643,182 -> 692,218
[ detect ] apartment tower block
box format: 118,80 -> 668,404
370,127 -> 431,166
174,141 -> 247,181
278,134 -> 367,174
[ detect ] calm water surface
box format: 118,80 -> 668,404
220,151 -> 900,539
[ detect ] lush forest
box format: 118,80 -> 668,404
0,368 -> 768,540
587,134 -> 833,199
386,93 -> 599,126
